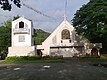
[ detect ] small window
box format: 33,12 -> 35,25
19,21 -> 24,28
19,35 -> 25,42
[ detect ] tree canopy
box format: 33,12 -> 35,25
72,0 -> 107,52
0,20 -> 11,53
0,16 -> 19,53
0,0 -> 21,11
34,29 -> 50,45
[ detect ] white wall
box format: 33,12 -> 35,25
41,20 -> 75,55
12,17 -> 33,47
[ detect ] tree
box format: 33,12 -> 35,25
34,29 -> 50,45
0,16 -> 19,53
0,0 -> 21,11
0,21 -> 11,53
72,0 -> 107,52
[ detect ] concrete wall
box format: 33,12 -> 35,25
8,46 -> 35,56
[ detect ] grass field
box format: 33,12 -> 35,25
0,56 -> 64,64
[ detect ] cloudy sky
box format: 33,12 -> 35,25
0,0 -> 89,32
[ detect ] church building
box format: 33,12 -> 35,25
7,17 -> 102,57
37,18 -> 88,57
37,18 -> 102,57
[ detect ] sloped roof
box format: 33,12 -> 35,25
12,17 -> 31,23
42,20 -> 74,44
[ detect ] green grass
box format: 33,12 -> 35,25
81,56 -> 107,61
0,56 -> 64,64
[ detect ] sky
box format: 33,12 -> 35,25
0,0 -> 89,32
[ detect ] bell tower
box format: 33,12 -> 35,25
8,17 -> 35,56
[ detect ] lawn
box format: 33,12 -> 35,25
0,56 -> 64,64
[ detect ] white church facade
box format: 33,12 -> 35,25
37,18 -> 102,57
37,19 -> 88,57
8,17 -> 35,56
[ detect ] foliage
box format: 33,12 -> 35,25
42,55 -> 63,60
34,29 -> 50,45
81,56 -> 107,61
5,56 -> 64,63
0,0 -> 21,11
72,0 -> 107,52
6,56 -> 41,61
0,16 -> 19,53
0,21 -> 11,53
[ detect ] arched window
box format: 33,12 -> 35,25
61,29 -> 70,39
19,21 -> 24,28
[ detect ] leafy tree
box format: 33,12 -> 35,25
0,21 -> 11,53
72,0 -> 107,52
0,0 -> 21,11
34,29 -> 50,45
0,16 -> 19,53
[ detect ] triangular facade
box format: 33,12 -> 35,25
37,20 -> 86,57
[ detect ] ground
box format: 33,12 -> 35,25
0,59 -> 107,80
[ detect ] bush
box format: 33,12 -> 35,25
6,56 -> 41,62
27,56 -> 41,60
5,55 -> 64,63
42,55 -> 63,60
81,56 -> 107,61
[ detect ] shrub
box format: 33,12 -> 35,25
27,56 -> 41,60
42,55 -> 63,60
6,56 -> 41,62
81,56 -> 107,61
4,55 -> 64,63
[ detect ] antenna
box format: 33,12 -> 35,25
64,0 -> 67,21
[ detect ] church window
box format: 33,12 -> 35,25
61,29 -> 70,39
19,35 -> 25,42
19,21 -> 24,28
